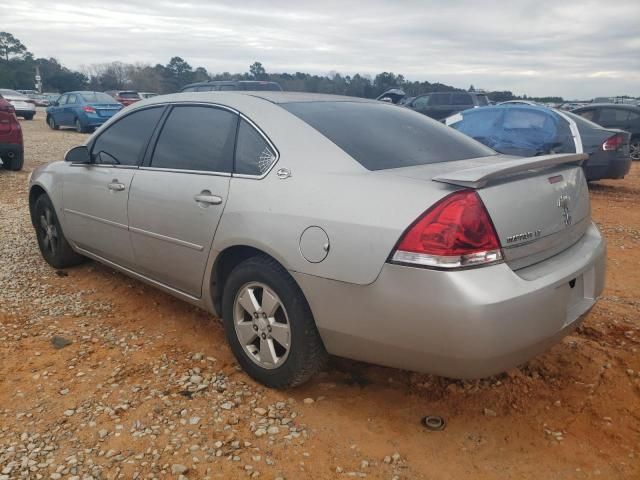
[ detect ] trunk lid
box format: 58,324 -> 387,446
388,153 -> 591,270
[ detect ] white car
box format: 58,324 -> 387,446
0,89 -> 36,120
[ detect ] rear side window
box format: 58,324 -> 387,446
92,107 -> 164,165
150,106 -> 237,172
282,101 -> 496,170
599,108 -> 630,122
67,94 -> 78,105
429,94 -> 451,106
234,119 -> 277,175
451,93 -> 472,105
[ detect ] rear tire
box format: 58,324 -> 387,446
23,113 -> 34,120
47,116 -> 59,130
630,136 -> 640,161
33,194 -> 85,269
222,255 -> 327,388
2,152 -> 23,171
75,118 -> 87,133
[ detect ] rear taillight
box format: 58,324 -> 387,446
602,133 -> 625,151
391,190 -> 503,269
82,106 -> 96,113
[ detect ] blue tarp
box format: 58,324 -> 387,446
449,105 -> 566,157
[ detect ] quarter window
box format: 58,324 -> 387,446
150,106 -> 237,172
91,107 -> 164,165
234,119 -> 277,175
451,93 -> 472,105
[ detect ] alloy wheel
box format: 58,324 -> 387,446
233,282 -> 291,369
630,140 -> 640,161
39,207 -> 58,256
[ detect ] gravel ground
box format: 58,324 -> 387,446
0,111 -> 639,479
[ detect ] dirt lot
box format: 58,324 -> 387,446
1,111 -> 639,480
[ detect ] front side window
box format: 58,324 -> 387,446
57,95 -> 68,105
411,95 -> 430,109
150,106 -> 237,172
234,119 -> 277,175
91,107 -> 164,165
67,94 -> 77,105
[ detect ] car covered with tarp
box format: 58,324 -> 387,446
445,104 -> 632,181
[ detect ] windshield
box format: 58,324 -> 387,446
81,92 -> 119,103
282,101 -> 496,170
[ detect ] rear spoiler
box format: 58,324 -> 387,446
432,153 -> 587,189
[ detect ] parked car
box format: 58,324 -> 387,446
572,104 -> 640,160
43,93 -> 60,105
27,93 -> 50,107
376,88 -> 406,104
105,90 -> 141,106
404,91 -> 489,121
0,89 -> 36,120
28,92 -> 606,388
46,91 -> 123,133
138,92 -> 158,99
446,104 -> 631,181
0,93 -> 23,170
180,80 -> 282,93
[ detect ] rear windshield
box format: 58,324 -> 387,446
118,91 -> 140,99
282,101 -> 496,170
81,92 -> 118,103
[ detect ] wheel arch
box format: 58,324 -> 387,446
28,184 -> 48,227
210,245 -> 301,317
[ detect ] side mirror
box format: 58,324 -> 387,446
51,101 -> 59,107
64,145 -> 91,164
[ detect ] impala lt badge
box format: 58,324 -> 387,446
557,194 -> 572,226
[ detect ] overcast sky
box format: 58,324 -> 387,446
2,0 -> 639,98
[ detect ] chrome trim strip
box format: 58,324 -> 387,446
64,208 -> 128,230
138,166 -> 231,177
73,246 -> 200,302
129,226 -> 204,251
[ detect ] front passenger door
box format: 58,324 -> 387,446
62,106 -> 165,267
127,105 -> 237,297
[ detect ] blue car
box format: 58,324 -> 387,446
46,91 -> 123,133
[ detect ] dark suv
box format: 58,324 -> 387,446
180,80 -> 283,93
404,91 -> 489,121
572,104 -> 640,160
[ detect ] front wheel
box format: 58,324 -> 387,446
630,137 -> 640,161
33,195 -> 85,269
222,256 -> 327,388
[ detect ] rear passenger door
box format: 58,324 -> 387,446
127,104 -> 238,297
62,94 -> 78,125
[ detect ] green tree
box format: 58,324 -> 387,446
0,32 -> 28,62
249,61 -> 267,80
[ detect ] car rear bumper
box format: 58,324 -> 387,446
0,143 -> 23,157
294,222 -> 606,378
584,153 -> 632,181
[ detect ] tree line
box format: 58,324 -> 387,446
1,31 -> 563,103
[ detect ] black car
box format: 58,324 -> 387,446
572,104 -> 640,160
404,91 -> 489,121
180,80 -> 282,93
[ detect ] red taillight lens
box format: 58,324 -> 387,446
391,190 -> 503,269
602,133 -> 625,151
83,106 -> 96,113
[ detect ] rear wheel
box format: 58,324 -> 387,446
47,115 -> 59,130
23,113 -> 34,120
75,118 -> 87,133
33,194 -> 85,269
222,255 -> 327,388
630,137 -> 640,161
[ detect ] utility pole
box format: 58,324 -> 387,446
35,66 -> 42,93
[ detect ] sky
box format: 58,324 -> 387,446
2,0 -> 639,99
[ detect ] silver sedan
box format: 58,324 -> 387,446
29,92 -> 606,388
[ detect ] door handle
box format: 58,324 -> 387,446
194,192 -> 223,205
108,182 -> 126,192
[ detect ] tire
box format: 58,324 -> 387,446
222,255 -> 327,388
630,136 -> 640,161
75,118 -> 86,133
3,152 -> 23,171
33,194 -> 85,269
47,116 -> 59,130
23,113 -> 34,120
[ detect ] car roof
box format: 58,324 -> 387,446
141,91 -> 376,106
575,103 -> 640,110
